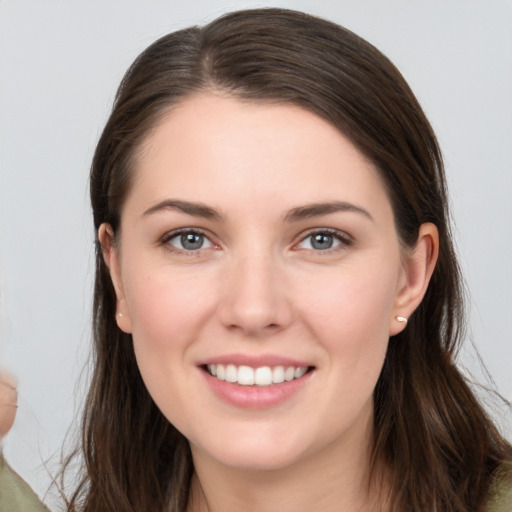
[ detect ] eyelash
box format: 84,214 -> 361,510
294,228 -> 353,253
160,228 -> 216,254
160,227 -> 353,255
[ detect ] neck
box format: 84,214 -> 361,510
186,414 -> 387,512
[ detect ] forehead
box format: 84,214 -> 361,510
127,93 -> 391,218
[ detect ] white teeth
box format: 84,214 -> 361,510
295,367 -> 307,378
206,364 -> 309,386
284,366 -> 295,381
254,366 -> 273,386
225,364 -> 237,383
237,365 -> 255,385
272,366 -> 285,383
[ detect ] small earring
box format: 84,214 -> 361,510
117,312 -> 123,318
396,316 -> 408,324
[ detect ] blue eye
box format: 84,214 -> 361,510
310,233 -> 336,250
297,231 -> 349,251
166,230 -> 213,251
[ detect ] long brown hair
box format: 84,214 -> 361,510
66,8 -> 511,511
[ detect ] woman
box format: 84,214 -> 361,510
3,7 -> 511,512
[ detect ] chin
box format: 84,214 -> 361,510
189,424 -> 321,473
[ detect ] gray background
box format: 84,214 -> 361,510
1,0 -> 511,505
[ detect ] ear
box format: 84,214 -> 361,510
98,223 -> 132,333
389,223 -> 439,336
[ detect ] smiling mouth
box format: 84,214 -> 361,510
203,364 -> 314,387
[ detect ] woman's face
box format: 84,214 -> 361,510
105,94 -> 419,473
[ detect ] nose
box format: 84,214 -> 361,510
218,252 -> 293,336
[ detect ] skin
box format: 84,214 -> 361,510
100,94 -> 438,512
0,371 -> 17,439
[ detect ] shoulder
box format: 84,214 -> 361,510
0,451 -> 49,512
485,461 -> 512,512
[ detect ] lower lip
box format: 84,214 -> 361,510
201,368 -> 313,409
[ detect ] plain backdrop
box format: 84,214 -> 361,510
1,0 -> 511,505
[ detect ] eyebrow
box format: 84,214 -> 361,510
284,201 -> 374,222
143,199 -> 223,221
142,199 -> 373,223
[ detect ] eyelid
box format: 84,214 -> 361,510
293,228 -> 354,251
158,226 -> 352,254
160,227 -> 218,253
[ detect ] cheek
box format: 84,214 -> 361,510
124,273 -> 211,431
297,260 -> 398,385
122,265 -> 217,403
125,264 -> 216,345
300,260 -> 398,338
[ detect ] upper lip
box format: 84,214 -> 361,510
199,353 -> 314,368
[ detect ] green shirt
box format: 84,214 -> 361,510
0,452 -> 48,512
0,451 -> 510,511
486,461 -> 512,512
